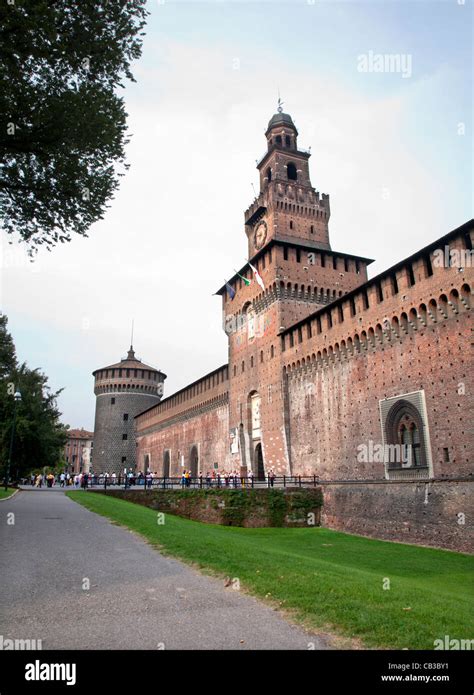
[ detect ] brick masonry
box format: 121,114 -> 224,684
93,347 -> 165,474
134,110 -> 473,552
321,480 -> 473,553
95,487 -> 323,528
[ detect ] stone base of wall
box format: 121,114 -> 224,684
321,479 -> 473,553
95,488 -> 322,528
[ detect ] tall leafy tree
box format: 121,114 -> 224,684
0,314 -> 68,480
0,0 -> 148,252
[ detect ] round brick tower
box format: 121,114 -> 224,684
92,346 -> 166,475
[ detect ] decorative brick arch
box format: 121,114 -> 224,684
384,399 -> 427,469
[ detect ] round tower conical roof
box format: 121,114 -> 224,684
92,346 -> 164,377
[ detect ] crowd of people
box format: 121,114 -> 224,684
180,468 -> 277,488
24,467 -> 278,489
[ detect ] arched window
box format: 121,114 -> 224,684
276,135 -> 282,146
385,400 -> 427,469
287,162 -> 297,181
285,135 -> 291,147
398,421 -> 421,467
265,167 -> 272,183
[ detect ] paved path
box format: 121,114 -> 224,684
0,489 -> 329,650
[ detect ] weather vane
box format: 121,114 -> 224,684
277,90 -> 284,113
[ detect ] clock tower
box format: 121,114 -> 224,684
245,108 -> 330,258
216,106 -> 373,478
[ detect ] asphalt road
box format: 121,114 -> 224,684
0,489 -> 330,650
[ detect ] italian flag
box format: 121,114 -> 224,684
234,269 -> 251,287
248,262 -> 265,290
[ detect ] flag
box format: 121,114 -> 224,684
225,280 -> 235,300
248,261 -> 265,290
234,269 -> 251,287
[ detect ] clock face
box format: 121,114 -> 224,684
254,220 -> 267,250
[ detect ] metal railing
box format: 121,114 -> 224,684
83,475 -> 323,491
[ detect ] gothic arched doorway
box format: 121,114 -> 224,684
255,443 -> 265,481
163,450 -> 170,477
190,445 -> 199,478
144,454 -> 150,474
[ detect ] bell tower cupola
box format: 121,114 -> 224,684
244,104 -> 331,258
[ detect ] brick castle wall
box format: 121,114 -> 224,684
135,365 -> 230,475
321,480 -> 473,553
93,392 -> 160,474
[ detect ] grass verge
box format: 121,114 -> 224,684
0,488 -> 17,500
67,490 -> 474,649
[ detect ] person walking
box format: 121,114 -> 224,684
59,472 -> 65,488
82,472 -> 89,490
269,468 -> 276,487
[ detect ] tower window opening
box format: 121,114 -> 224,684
285,135 -> 291,147
344,258 -> 349,272
123,413 -> 128,421
332,256 -> 337,270
310,225 -> 314,234
290,220 -> 293,230
276,135 -> 282,146
321,254 -> 326,268
287,162 -> 297,181
122,433 -> 128,441
296,248 -> 301,263
265,167 -> 272,183
283,247 -> 288,261
111,397 -> 115,405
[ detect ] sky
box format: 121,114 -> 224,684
1,0 -> 472,431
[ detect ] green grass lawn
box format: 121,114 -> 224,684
0,488 -> 17,500
67,491 -> 474,649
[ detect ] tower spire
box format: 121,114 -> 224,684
127,319 -> 135,359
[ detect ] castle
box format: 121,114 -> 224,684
102,108 -> 472,551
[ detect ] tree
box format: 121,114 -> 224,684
0,314 -> 68,480
0,0 -> 148,252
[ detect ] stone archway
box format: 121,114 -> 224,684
190,445 -> 199,478
255,443 -> 265,481
163,450 -> 170,477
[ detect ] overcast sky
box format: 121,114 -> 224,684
1,0 -> 472,431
